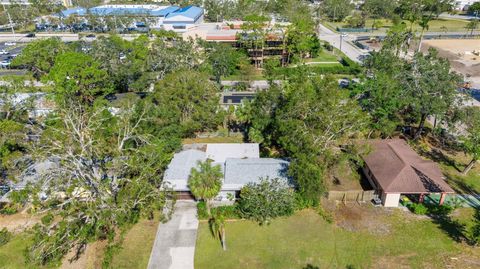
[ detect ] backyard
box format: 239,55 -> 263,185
195,205 -> 480,269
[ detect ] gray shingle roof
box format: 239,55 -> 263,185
205,143 -> 259,163
164,149 -> 206,181
223,158 -> 290,190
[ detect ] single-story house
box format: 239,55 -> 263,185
362,139 -> 454,207
163,143 -> 290,200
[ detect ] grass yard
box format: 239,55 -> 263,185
306,50 -> 340,63
195,208 -> 479,269
110,218 -> 159,269
0,233 -> 56,269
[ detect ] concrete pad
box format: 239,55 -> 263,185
148,201 -> 198,269
179,209 -> 198,230
169,247 -> 195,269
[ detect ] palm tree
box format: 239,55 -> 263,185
189,160 -> 223,217
209,211 -> 227,251
465,19 -> 479,36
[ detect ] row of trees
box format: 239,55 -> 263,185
319,0 -> 455,33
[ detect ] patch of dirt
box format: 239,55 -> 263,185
0,210 -> 40,233
421,39 -> 480,88
372,253 -> 416,269
333,203 -> 392,235
443,249 -> 480,269
60,240 -> 107,269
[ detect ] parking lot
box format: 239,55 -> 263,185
0,41 -> 25,69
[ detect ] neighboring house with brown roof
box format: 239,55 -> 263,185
362,139 -> 454,207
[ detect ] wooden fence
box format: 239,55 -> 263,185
327,190 -> 377,202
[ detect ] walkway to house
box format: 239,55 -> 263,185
147,201 -> 199,269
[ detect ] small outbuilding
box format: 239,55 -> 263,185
362,139 -> 454,207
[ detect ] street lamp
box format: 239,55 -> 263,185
1,4 -> 16,41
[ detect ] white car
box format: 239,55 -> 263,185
4,42 -> 16,46
0,49 -> 9,55
341,33 -> 348,38
0,60 -> 11,68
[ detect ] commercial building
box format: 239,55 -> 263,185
58,4 -> 204,32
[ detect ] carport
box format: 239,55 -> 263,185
362,139 -> 454,207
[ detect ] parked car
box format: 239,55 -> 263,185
4,41 -> 16,46
0,60 -> 11,68
25,33 -> 36,38
86,33 -> 96,38
0,49 -> 9,55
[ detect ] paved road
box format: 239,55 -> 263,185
318,24 -> 368,63
148,201 -> 199,269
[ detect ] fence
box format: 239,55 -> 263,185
327,190 -> 377,202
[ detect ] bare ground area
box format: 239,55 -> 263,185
421,39 -> 480,88
0,209 -> 40,233
323,200 -> 394,235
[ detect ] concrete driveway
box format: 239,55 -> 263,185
148,201 -> 199,269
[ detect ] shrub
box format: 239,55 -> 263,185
197,201 -> 239,220
238,178 -> 296,225
427,204 -> 454,216
0,206 -> 17,215
407,203 -> 428,215
0,228 -> 12,246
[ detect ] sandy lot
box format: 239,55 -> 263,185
422,39 -> 480,88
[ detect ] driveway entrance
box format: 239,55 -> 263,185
148,201 -> 199,269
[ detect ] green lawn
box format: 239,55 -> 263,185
306,50 -> 340,63
0,233 -> 55,269
195,209 -> 473,269
110,218 -> 159,269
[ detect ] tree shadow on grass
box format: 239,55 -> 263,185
430,214 -> 467,243
419,148 -> 461,172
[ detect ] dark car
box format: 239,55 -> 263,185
25,33 -> 35,38
86,33 -> 96,38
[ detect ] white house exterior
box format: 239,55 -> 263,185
163,143 -> 290,200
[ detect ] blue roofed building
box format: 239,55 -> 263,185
163,6 -> 204,31
58,7 -> 87,17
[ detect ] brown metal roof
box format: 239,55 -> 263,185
363,139 -> 454,194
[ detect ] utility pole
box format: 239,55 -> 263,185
2,4 -> 16,41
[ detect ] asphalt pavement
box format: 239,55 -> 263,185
0,42 -> 25,69
318,24 -> 369,63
